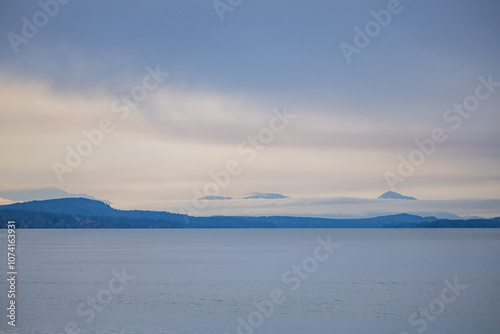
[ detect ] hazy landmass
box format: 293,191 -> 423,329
1,198 -> 499,229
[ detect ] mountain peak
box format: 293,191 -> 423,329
379,191 -> 417,200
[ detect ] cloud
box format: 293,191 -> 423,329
169,196 -> 500,219
1,0 -> 499,210
1,71 -> 499,208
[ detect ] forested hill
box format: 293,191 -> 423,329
0,198 -> 186,228
0,198 -> 499,228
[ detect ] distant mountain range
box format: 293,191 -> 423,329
200,191 -> 417,201
0,187 -> 292,203
1,198 -> 499,229
0,187 -> 111,204
199,192 -> 290,200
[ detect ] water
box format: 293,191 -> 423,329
1,229 -> 499,333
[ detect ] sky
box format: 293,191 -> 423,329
1,0 -> 499,217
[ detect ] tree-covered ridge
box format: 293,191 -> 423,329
1,198 -> 499,229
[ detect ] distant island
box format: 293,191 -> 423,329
1,198 -> 499,229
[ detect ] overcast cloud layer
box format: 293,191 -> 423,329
1,0 -> 499,217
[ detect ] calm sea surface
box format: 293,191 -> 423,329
1,228 -> 499,333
